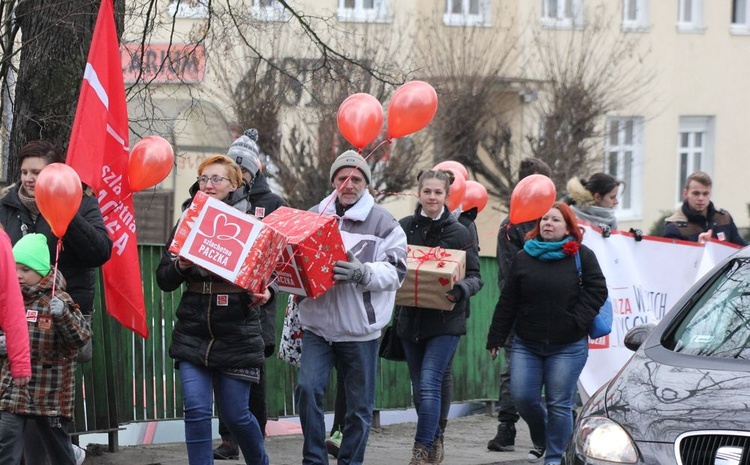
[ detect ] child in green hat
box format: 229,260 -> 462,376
0,233 -> 92,464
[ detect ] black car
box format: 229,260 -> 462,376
563,247 -> 750,465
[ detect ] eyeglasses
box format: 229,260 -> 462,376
197,175 -> 229,185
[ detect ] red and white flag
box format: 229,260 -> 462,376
67,0 -> 148,338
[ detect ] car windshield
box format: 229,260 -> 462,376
664,258 -> 750,359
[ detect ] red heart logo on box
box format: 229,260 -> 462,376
438,277 -> 450,286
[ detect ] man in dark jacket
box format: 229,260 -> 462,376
488,157 -> 551,453
213,129 -> 287,460
664,171 -> 747,246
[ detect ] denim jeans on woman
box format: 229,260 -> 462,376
179,361 -> 268,465
510,336 -> 588,465
295,330 -> 379,465
401,334 -> 460,448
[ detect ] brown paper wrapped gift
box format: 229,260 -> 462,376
395,245 -> 467,311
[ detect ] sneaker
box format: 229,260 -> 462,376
326,430 -> 343,458
213,439 -> 239,460
527,444 -> 545,462
73,444 -> 86,465
487,422 -> 516,452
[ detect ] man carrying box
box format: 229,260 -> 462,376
295,150 -> 407,465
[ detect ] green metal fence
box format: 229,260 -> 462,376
74,246 -> 504,439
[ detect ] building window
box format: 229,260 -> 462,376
541,0 -> 584,29
605,117 -> 643,218
444,0 -> 491,27
337,0 -> 389,23
731,0 -> 750,34
167,0 -> 208,19
622,0 -> 648,31
677,0 -> 704,33
676,116 -> 714,202
252,0 -> 290,21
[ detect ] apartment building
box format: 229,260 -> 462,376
127,0 -> 750,254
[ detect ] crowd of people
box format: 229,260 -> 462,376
0,132 -> 745,465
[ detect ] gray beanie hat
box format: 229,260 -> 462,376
227,128 -> 261,177
329,150 -> 371,185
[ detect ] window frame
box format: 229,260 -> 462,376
167,0 -> 208,19
444,0 -> 492,27
337,0 -> 390,23
622,0 -> 649,31
676,116 -> 715,204
677,0 -> 705,33
251,0 -> 291,22
541,0 -> 584,29
604,116 -> 644,221
731,0 -> 750,35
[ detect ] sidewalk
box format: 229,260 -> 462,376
83,413 -> 532,464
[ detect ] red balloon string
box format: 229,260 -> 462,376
50,238 -> 62,297
320,140 -> 388,216
99,191 -> 133,219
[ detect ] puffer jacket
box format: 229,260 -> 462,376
157,192 -> 274,370
486,243 -> 607,347
0,273 -> 90,419
395,206 -> 483,343
0,185 -> 112,315
184,173 -> 288,356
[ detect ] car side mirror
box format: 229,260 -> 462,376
624,324 -> 656,352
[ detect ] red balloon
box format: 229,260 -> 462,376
509,174 -> 556,224
128,136 -> 175,192
434,160 -> 468,180
445,170 -> 466,212
337,93 -> 384,149
36,163 -> 82,238
387,81 -> 438,139
461,181 -> 489,213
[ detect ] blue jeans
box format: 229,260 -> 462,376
401,335 -> 460,448
510,337 -> 588,465
179,361 -> 268,465
0,413 -> 75,465
295,330 -> 379,465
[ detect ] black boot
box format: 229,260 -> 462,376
487,422 -> 516,451
213,439 -> 239,460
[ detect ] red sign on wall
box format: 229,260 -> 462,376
121,43 -> 205,83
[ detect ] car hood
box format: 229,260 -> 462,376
603,350 -> 750,442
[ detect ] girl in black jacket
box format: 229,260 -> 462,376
395,170 -> 483,464
486,202 -> 607,465
156,155 -> 271,465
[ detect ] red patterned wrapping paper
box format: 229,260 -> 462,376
395,245 -> 466,311
168,191 -> 287,294
263,207 -> 347,298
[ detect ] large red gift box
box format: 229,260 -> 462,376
395,245 -> 466,311
168,191 -> 287,294
262,206 -> 347,298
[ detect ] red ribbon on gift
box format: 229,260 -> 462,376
409,246 -> 461,308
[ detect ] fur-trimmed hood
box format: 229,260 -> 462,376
566,177 -> 594,209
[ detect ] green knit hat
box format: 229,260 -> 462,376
13,233 -> 50,276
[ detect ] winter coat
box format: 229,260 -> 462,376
0,185 -> 113,314
486,243 -> 607,347
157,191 -> 274,370
457,207 -> 480,253
0,231 -> 31,379
298,190 -> 408,342
496,216 -> 536,290
0,273 -> 90,419
564,177 -> 619,230
395,206 -> 483,343
664,201 -> 747,246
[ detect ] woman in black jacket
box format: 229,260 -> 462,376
395,170 -> 483,464
486,202 -> 607,465
156,155 -> 271,465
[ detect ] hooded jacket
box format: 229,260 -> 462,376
395,206 -> 483,342
664,200 -> 747,246
0,185 -> 112,315
298,190 -> 407,342
180,173 -> 286,355
0,273 -> 90,419
564,177 -> 618,230
0,231 -> 31,379
157,189 -> 276,370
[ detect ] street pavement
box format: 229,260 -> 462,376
82,412 -> 533,464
